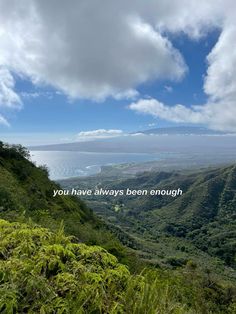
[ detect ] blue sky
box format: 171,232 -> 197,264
1,32 -> 219,144
0,1 -> 235,144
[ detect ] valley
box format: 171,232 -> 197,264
1,141 -> 236,313
59,165 -> 236,281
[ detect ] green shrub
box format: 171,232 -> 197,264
0,219 -> 130,313
0,219 -> 235,313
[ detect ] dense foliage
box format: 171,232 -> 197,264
63,166 -> 236,272
0,219 -> 130,313
0,141 -> 138,269
0,219 -> 235,313
1,141 -> 236,313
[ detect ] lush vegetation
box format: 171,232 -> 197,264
1,141 -> 236,313
0,219 -> 130,313
0,219 -> 235,313
0,141 -> 139,270
61,165 -> 236,276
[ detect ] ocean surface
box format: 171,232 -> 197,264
30,151 -> 162,180
30,135 -> 236,180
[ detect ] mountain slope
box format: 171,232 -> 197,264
1,142 -> 236,312
0,142 -> 135,267
144,166 -> 236,267
60,165 -> 236,270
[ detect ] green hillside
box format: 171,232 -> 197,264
0,142 -> 137,268
60,165 -> 236,275
1,142 -> 236,313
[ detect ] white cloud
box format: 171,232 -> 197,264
204,24 -> 236,102
20,91 -> 54,99
128,0 -> 236,132
0,0 -> 188,102
0,114 -> 10,127
148,123 -> 157,127
0,0 -> 236,130
77,129 -> 124,140
164,85 -> 173,93
20,92 -> 41,99
0,67 -> 21,127
0,67 -> 22,109
130,132 -> 145,136
129,97 -> 236,132
130,99 -> 204,123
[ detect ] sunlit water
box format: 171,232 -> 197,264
30,151 -> 162,180
30,135 -> 236,180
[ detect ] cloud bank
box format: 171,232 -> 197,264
77,129 -> 123,140
0,0 -> 187,103
0,0 -> 235,130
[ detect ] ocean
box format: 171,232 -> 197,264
30,151 -> 161,180
30,135 -> 236,180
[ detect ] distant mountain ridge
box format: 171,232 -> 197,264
29,126 -> 235,153
138,126 -> 230,135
